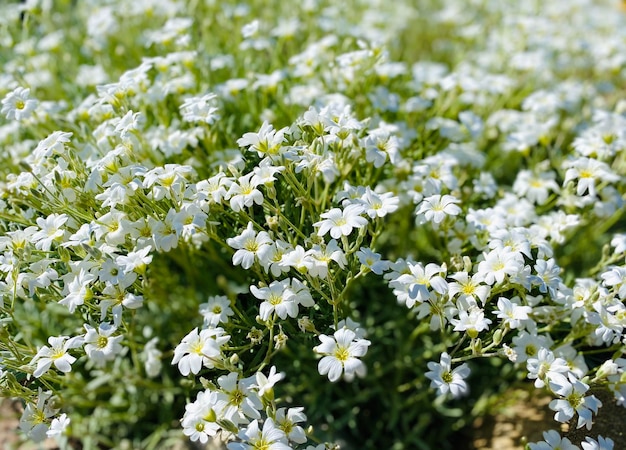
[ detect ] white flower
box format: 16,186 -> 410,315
533,258 -> 563,298
416,194 -> 461,224
253,365 -> 285,397
197,171 -> 232,204
227,419 -> 291,450
363,131 -> 401,168
279,245 -> 313,273
180,93 -> 220,124
528,430 -> 578,450
115,245 -> 153,274
142,338 -> 162,378
477,247 -> 525,286
314,328 -> 371,382
227,173 -> 264,212
218,371 -> 263,422
181,390 -> 229,444
600,266 -> 626,299
83,323 -> 124,367
306,240 -> 347,278
32,335 -> 83,378
313,204 -> 367,239
563,157 -> 619,197
252,159 -> 284,186
451,306 -> 492,338
275,407 -> 307,444
100,282 -> 144,327
448,272 -> 490,305
237,120 -> 288,158
95,209 -> 135,247
98,258 -> 134,286
425,352 -> 470,398
494,296 -> 532,329
335,318 -> 368,339
1,86 -> 38,120
46,413 -> 71,439
227,222 -> 272,270
241,19 -> 260,38
394,262 -> 448,306
581,436 -> 614,450
114,110 -> 144,138
548,376 -> 602,430
513,170 -> 559,205
31,213 -> 69,252
32,131 -> 73,161
357,187 -> 399,218
171,327 -> 230,376
19,390 -> 56,443
251,279 -> 298,321
610,233 -> 626,254
356,247 -> 389,275
511,331 -> 553,363
199,295 -> 234,327
257,239 -> 294,277
526,348 -> 570,389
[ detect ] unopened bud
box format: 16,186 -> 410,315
463,256 -> 473,273
265,215 -> 279,231
492,329 -> 503,346
471,337 -> 482,355
298,316 -> 317,333
217,418 -> 239,434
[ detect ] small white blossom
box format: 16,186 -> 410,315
1,86 -> 38,120
494,297 -> 532,330
549,376 -> 602,430
314,328 -> 371,382
314,204 -> 367,239
227,222 -> 272,270
425,352 -> 470,398
199,295 -> 234,327
83,322 -> 124,367
528,430 -> 578,450
172,327 -> 230,376
227,419 -> 291,450
32,335 -> 83,378
416,194 -> 462,224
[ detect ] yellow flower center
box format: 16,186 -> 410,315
268,293 -> 282,305
97,336 -> 109,349
244,238 -> 259,252
334,345 -> 349,362
190,340 -> 204,355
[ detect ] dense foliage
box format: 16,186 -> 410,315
0,1 -> 625,449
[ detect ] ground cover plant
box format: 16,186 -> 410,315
0,0 -> 625,449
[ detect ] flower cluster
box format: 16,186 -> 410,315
0,0 -> 625,448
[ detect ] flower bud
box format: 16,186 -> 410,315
471,337 -> 482,355
492,329 -> 503,345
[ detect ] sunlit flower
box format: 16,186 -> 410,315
425,352 -> 470,398
1,86 -> 38,120
314,328 -> 371,382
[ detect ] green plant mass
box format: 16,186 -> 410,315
0,1 -> 625,449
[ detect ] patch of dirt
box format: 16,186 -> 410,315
472,387 -> 626,450
472,389 -> 557,449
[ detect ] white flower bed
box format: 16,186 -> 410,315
0,0 -> 624,449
